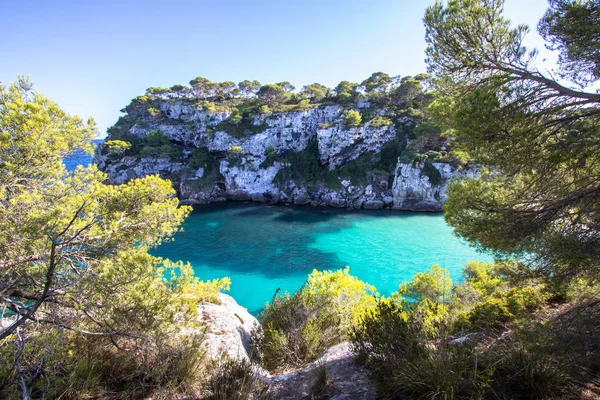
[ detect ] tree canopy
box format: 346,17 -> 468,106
0,78 -> 228,397
424,0 -> 600,280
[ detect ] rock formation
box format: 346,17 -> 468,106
97,100 -> 476,211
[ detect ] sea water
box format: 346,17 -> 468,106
65,145 -> 491,314
151,203 -> 491,314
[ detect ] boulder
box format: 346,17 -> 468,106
294,189 -> 311,205
197,293 -> 259,362
268,342 -> 376,400
363,200 -> 384,210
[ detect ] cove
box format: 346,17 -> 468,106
151,202 -> 492,314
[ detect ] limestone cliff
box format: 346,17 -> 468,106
97,79 -> 476,211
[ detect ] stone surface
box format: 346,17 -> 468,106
96,103 -> 478,212
268,342 -> 377,400
196,293 -> 259,362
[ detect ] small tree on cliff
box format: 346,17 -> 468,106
424,0 -> 600,280
343,109 -> 362,127
258,83 -> 288,107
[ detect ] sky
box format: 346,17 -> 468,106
0,0 -> 552,137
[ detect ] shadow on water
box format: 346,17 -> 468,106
159,202 -> 349,279
152,201 -> 491,313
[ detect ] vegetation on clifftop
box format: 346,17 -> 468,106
103,69 -> 464,179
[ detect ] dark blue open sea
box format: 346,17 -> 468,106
63,139 -> 103,171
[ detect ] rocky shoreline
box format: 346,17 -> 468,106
97,101 -> 477,212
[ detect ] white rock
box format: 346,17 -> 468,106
197,293 -> 259,362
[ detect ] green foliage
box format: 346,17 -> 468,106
538,0 -> 600,86
420,161 -> 442,186
103,139 -> 131,155
215,113 -> 268,139
0,80 -> 230,398
425,0 -> 600,282
141,143 -> 182,158
257,84 -> 287,106
147,107 -> 161,116
274,140 -> 333,186
399,265 -> 453,304
350,262 -> 572,399
369,115 -> 392,128
361,72 -> 392,94
350,299 -> 488,399
228,145 -> 243,153
204,357 -> 270,400
253,268 -> 376,371
300,83 -> 330,102
257,104 -> 271,114
333,81 -> 359,105
228,109 -> 242,123
188,146 -> 217,173
391,76 -> 424,109
146,129 -> 170,146
238,79 -> 261,98
343,109 -> 362,127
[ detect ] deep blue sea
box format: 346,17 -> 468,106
65,144 -> 491,314
63,139 -> 104,172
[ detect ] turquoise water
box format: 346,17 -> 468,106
64,147 -> 491,313
152,203 -> 492,314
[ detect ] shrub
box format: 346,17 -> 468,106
343,109 -> 362,127
318,122 -> 332,129
463,261 -> 504,295
421,161 -> 442,186
485,341 -> 566,399
396,265 -> 456,337
351,299 -> 488,399
147,107 -> 161,116
228,145 -> 243,153
103,139 -> 131,155
147,130 -> 170,146
257,105 -> 271,114
204,357 -> 270,400
229,109 -> 243,124
141,143 -> 182,158
188,146 -> 216,171
253,268 -> 375,371
468,296 -> 512,328
369,115 -> 393,128
351,293 -> 565,399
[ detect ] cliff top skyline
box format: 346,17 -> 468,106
1,0 -> 551,136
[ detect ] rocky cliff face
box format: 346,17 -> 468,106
97,101 -> 476,211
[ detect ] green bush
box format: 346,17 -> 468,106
147,130 -> 170,146
369,115 -> 393,128
229,109 -> 243,124
351,299 -> 488,399
257,104 -> 271,114
147,107 -> 161,116
141,144 -> 182,158
343,109 -> 362,127
188,146 -> 216,171
103,139 -> 131,155
205,357 -> 270,400
420,161 -> 442,186
253,268 -> 376,372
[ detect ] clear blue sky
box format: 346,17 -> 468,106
0,0 -> 551,137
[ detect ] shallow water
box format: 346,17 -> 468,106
151,203 -> 492,314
